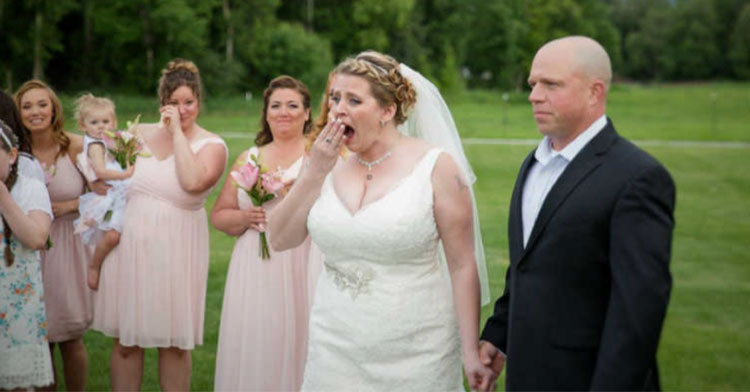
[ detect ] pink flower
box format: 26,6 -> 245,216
261,173 -> 285,194
101,132 -> 116,149
231,162 -> 259,190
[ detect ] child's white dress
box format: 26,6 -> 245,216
74,135 -> 130,244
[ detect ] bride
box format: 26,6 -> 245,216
268,51 -> 492,391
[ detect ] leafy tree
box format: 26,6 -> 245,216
0,0 -> 77,87
611,0 -> 671,79
624,3 -> 673,79
463,0 -> 527,90
710,0 -> 750,76
729,4 -> 750,79
523,0 -> 620,81
664,0 -> 721,79
241,22 -> 333,93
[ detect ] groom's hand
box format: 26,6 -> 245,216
478,340 -> 506,391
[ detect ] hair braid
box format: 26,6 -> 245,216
332,51 -> 416,125
0,120 -> 19,267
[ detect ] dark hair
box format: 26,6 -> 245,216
14,80 -> 69,160
0,90 -> 32,154
255,75 -> 312,147
158,58 -> 202,107
0,119 -> 19,267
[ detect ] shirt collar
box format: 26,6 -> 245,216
534,115 -> 607,166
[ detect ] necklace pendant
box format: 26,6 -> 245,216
366,173 -> 373,180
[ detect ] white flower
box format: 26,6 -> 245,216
120,131 -> 134,142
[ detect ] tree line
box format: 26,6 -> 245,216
1,0 -> 749,96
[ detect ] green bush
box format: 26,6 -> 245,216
240,22 -> 333,94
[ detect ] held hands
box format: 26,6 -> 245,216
476,340 -> 506,391
159,105 -> 181,136
308,117 -> 345,177
244,206 -> 266,232
465,354 -> 496,392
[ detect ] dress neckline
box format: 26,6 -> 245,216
147,136 -> 222,162
331,148 -> 440,217
248,146 -> 304,174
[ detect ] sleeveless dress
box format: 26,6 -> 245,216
303,148 -> 463,391
74,135 -> 130,244
40,153 -> 94,342
0,176 -> 54,389
92,137 -> 227,349
214,147 -> 324,391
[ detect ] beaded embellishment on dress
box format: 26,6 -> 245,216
324,262 -> 374,300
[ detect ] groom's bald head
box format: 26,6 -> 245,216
541,36 -> 612,92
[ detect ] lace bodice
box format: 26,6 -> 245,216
302,148 -> 463,391
307,148 -> 444,296
309,148 -> 442,258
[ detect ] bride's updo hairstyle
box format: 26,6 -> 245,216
158,58 -> 203,107
333,51 -> 416,125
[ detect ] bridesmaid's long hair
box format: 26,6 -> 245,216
256,75 -> 312,147
14,80 -> 69,160
0,120 -> 19,267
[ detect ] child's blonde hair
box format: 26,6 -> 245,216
74,93 -> 117,130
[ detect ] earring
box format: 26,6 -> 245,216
379,120 -> 385,128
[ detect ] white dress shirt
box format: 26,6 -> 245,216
521,115 -> 607,246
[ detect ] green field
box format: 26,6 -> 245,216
53,83 -> 750,390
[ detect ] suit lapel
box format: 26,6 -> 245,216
517,120 -> 619,265
508,151 -> 536,264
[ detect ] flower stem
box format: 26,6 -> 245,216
259,232 -> 271,260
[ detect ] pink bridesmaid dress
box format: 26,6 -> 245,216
214,148 -> 323,391
41,153 -> 94,342
92,137 -> 226,349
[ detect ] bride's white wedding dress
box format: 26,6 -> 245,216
303,148 -> 463,391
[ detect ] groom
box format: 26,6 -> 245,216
478,36 -> 676,391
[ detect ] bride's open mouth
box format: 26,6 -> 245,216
343,125 -> 355,141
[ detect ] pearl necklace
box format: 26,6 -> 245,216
355,150 -> 392,180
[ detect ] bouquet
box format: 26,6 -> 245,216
230,153 -> 288,260
103,115 -> 149,169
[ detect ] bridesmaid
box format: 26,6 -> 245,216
212,75 -> 321,391
15,80 -> 93,391
92,58 -> 227,390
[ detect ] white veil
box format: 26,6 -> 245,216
397,63 -> 491,305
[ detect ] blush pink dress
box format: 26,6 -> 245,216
40,153 -> 94,342
214,147 -> 324,391
92,137 -> 226,349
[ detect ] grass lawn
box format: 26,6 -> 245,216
53,83 -> 749,390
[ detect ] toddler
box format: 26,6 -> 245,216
73,94 -> 134,290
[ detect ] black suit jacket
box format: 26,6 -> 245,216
481,119 -> 675,391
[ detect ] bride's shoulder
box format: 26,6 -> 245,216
401,136 -> 434,154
